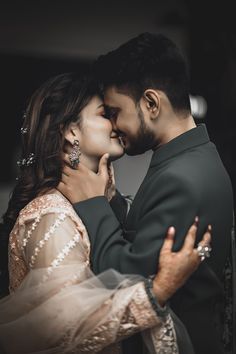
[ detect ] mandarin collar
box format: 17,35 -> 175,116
150,124 -> 210,168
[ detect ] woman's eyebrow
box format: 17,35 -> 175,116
97,103 -> 104,109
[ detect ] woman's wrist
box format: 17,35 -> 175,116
143,278 -> 169,317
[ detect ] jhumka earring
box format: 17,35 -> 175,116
69,139 -> 81,169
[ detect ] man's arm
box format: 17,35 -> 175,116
109,189 -> 132,226
74,174 -> 200,276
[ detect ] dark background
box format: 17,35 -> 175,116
0,0 -> 235,213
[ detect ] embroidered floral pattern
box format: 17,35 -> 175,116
7,191 -> 179,354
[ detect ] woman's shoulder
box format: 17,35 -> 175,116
18,190 -> 76,224
15,190 -> 89,244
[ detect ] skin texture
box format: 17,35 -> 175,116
64,95 -> 124,173
104,87 -> 157,155
154,223 -> 211,304
58,86 -> 197,203
58,93 -> 212,306
103,86 -> 196,155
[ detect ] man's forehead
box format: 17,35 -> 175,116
104,86 -> 118,98
104,87 -> 130,106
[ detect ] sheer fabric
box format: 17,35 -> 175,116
0,191 -> 178,354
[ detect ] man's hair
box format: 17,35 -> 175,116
94,32 -> 191,114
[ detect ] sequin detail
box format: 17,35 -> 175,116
42,232 -> 81,282
8,229 -> 28,293
61,283 -> 165,353
8,191 -> 179,353
21,215 -> 42,250
150,313 -> 179,354
29,213 -> 66,268
9,191 -> 90,292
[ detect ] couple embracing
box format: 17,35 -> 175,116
0,32 -> 234,354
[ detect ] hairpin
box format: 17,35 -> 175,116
20,127 -> 28,134
17,153 -> 35,167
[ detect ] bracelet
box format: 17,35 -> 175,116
143,277 -> 169,317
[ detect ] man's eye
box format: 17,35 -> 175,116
106,109 -> 117,118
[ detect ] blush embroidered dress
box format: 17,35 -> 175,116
0,191 -> 178,354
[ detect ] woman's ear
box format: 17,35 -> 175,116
143,89 -> 161,120
63,123 -> 80,145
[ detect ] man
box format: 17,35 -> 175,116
58,33 -> 234,354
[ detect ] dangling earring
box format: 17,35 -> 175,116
69,139 -> 81,169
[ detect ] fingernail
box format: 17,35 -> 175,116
194,216 -> 199,226
168,226 -> 175,233
207,224 -> 212,232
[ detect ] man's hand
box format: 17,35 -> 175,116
57,153 -> 110,204
106,162 -> 116,201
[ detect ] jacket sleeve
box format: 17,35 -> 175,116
74,172 -> 200,276
109,189 -> 132,226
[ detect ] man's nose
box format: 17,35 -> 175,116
110,117 -> 117,130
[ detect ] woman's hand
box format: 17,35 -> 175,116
152,218 -> 211,306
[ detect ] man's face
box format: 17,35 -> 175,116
104,86 -> 156,155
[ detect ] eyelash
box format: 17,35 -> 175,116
106,110 -> 118,119
101,112 -> 110,119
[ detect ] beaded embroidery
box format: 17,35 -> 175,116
29,213 -> 66,268
42,232 -> 81,283
8,191 -> 178,354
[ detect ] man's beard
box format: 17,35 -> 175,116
125,106 -> 157,156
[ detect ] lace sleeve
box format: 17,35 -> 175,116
1,207 -> 177,354
74,281 -> 176,354
20,212 -> 90,282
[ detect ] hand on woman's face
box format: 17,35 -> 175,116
79,96 -> 124,161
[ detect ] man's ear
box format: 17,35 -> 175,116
142,89 -> 161,119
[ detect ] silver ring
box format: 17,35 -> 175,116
197,244 -> 212,262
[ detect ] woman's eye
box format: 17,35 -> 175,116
101,112 -> 109,119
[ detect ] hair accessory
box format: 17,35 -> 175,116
69,139 -> 81,169
17,153 -> 35,167
20,127 -> 28,134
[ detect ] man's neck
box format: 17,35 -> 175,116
153,115 -> 196,150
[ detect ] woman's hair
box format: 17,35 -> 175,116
0,72 -> 99,263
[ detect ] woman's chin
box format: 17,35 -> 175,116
108,150 -> 125,161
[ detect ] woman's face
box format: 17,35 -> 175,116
78,95 -> 124,161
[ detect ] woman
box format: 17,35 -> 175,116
0,72 -> 211,354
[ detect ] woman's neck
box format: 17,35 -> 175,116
79,155 -> 99,173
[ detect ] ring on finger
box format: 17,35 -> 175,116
197,243 -> 212,262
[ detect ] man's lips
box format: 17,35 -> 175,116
110,132 -> 126,147
118,136 -> 126,147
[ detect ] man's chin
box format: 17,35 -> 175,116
125,146 -> 147,156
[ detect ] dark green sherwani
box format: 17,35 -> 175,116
74,124 -> 234,354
